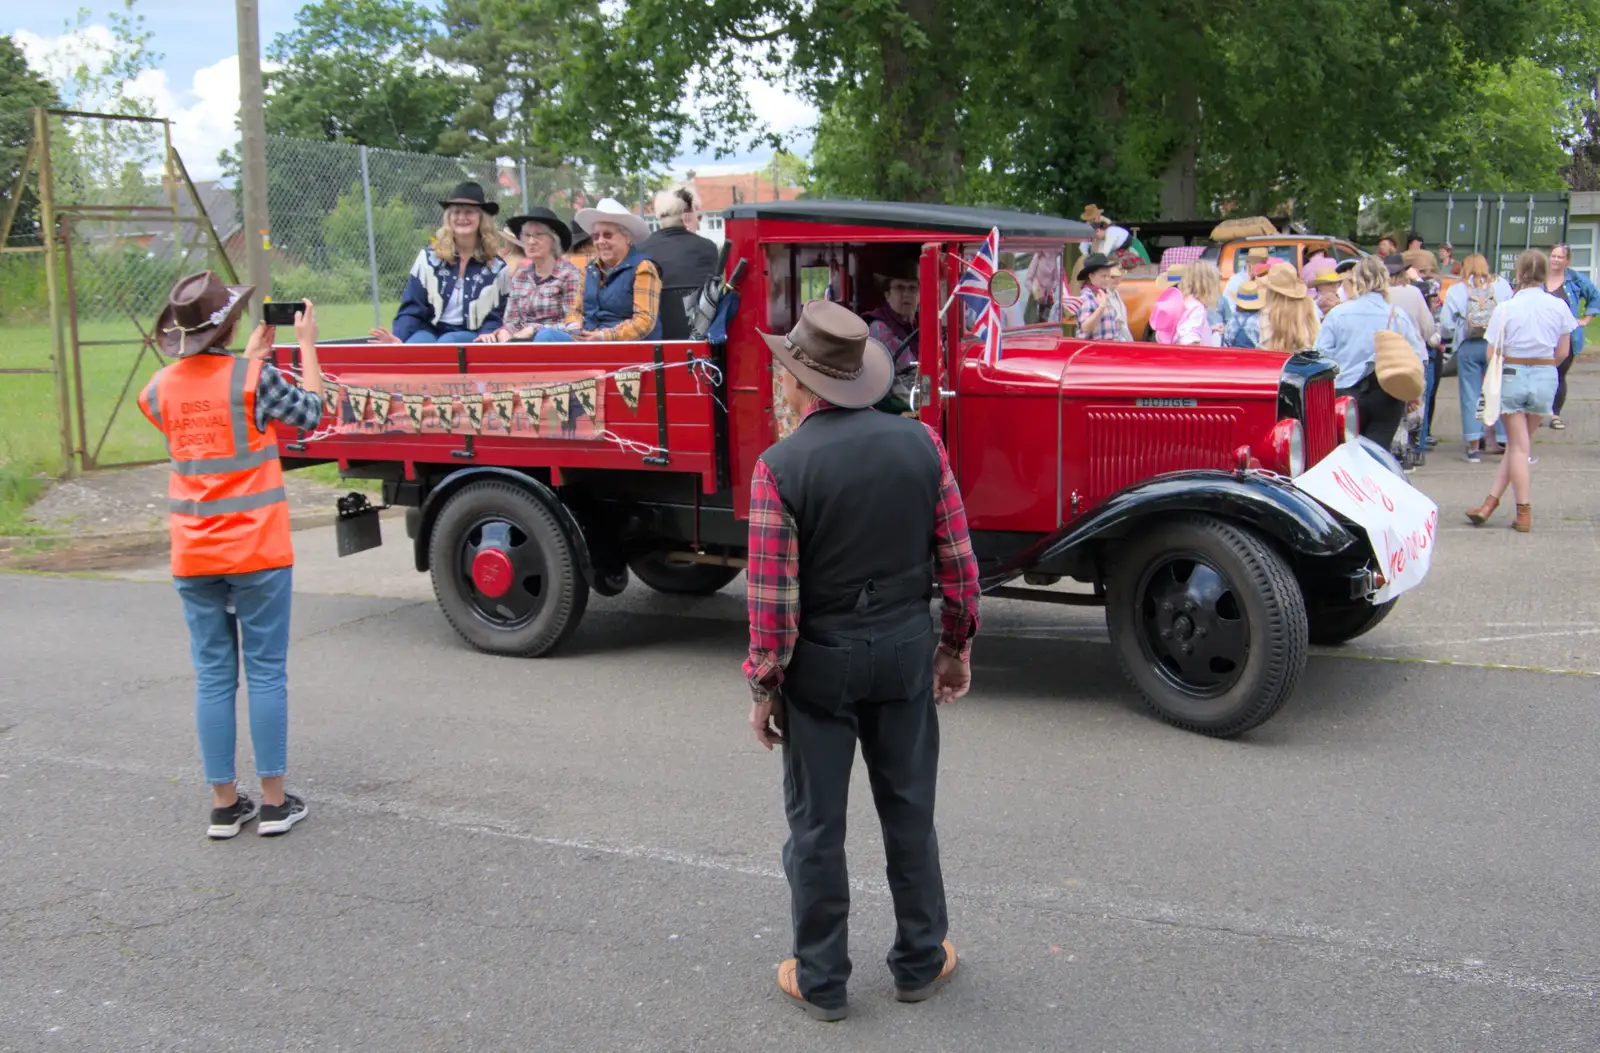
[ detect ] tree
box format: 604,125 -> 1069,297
264,0 -> 468,154
0,35 -> 59,244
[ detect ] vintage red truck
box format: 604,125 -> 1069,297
273,200 -> 1433,738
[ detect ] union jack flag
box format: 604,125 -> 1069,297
1060,271 -> 1085,321
955,226 -> 1003,364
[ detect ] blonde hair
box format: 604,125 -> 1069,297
1513,249 -> 1548,290
431,209 -> 502,265
1260,291 -> 1320,351
1350,256 -> 1390,299
1179,260 -> 1222,309
1460,253 -> 1492,284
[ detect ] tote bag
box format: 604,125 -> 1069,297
1373,308 -> 1425,401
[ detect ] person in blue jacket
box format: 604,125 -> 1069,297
370,181 -> 508,345
1545,243 -> 1599,430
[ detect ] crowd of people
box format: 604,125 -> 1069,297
367,180 -> 722,347
1064,231 -> 1592,518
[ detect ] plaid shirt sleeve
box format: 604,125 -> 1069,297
563,262 -> 589,329
743,458 -> 800,706
924,424 -> 980,659
603,259 -> 662,341
254,361 -> 324,432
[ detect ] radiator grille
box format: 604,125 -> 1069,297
1303,377 -> 1337,465
1086,409 -> 1242,497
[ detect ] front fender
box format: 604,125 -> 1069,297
981,469 -> 1358,589
413,467 -> 595,587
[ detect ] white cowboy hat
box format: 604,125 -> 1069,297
573,197 -> 650,244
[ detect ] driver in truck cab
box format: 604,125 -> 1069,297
863,256 -> 922,412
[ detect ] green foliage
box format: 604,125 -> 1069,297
272,258 -> 374,305
264,0 -> 469,154
0,37 -> 58,244
321,187 -> 427,286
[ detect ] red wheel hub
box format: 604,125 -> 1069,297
471,549 -> 514,597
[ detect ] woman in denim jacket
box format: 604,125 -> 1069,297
371,181 -> 509,345
1544,244 -> 1599,429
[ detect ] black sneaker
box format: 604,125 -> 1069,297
257,793 -> 308,837
207,794 -> 259,840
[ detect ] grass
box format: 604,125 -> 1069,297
0,301 -> 391,527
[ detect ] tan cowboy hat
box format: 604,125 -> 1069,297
760,300 -> 893,409
1231,279 -> 1265,312
1080,204 -> 1110,226
1402,248 -> 1437,275
573,196 -> 650,244
155,271 -> 255,358
1263,261 -> 1307,300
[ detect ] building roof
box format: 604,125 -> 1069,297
721,200 -> 1094,240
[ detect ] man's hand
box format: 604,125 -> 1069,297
244,323 -> 276,361
750,697 -> 785,750
293,299 -> 317,346
933,649 -> 971,705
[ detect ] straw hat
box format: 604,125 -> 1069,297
1263,262 -> 1307,300
1081,204 -> 1111,227
1231,280 -> 1265,312
1402,248 -> 1437,276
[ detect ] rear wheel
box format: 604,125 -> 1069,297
429,481 -> 588,656
1107,516 -> 1308,737
628,554 -> 741,596
1307,597 -> 1395,646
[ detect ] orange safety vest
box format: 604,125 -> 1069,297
137,354 -> 294,577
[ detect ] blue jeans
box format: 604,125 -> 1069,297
173,567 -> 294,785
534,328 -> 576,342
1500,364 -> 1559,416
1454,338 -> 1507,444
405,329 -> 479,344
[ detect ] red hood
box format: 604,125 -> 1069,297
967,333 -> 1289,401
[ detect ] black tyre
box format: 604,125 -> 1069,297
1106,516 -> 1308,737
628,554 -> 741,596
1307,597 -> 1395,646
428,480 -> 589,656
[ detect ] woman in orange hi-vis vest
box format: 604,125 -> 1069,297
138,272 -> 326,839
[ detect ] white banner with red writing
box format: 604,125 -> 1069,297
1291,441 -> 1439,603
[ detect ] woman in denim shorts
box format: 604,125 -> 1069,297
1467,250 -> 1580,533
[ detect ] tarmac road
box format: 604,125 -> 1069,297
3,362 -> 1598,1051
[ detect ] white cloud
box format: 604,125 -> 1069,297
133,57 -> 247,180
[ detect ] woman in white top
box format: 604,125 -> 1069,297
1439,254 -> 1514,460
1466,250 -> 1580,533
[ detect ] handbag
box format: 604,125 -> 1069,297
1373,307 -> 1425,401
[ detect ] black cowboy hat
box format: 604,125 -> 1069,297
1078,252 -> 1116,278
438,180 -> 499,217
507,207 -> 573,252
872,253 -> 921,288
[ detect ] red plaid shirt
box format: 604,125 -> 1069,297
743,403 -> 980,705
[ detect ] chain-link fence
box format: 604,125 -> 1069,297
259,137 -> 643,334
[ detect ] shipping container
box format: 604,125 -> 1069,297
1411,192 -> 1569,278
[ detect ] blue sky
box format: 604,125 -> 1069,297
3,0 -> 814,179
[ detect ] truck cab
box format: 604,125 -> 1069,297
281,200 -> 1431,738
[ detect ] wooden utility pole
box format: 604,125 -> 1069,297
236,0 -> 271,317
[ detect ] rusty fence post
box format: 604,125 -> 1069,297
34,107 -> 75,478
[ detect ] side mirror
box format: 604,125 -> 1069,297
988,271 -> 1021,308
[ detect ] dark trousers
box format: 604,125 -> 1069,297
1423,347 -> 1442,441
1340,372 -> 1406,448
1555,352 -> 1577,415
780,615 -> 948,1009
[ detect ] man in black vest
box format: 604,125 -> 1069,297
744,299 -> 981,1021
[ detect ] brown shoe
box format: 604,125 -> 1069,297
895,939 -> 959,1003
1514,504 -> 1532,533
1465,496 -> 1499,526
777,959 -> 848,1021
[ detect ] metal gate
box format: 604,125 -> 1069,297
1,107 -> 239,474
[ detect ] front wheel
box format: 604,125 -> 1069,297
1307,597 -> 1395,646
1106,516 -> 1308,737
428,480 -> 589,656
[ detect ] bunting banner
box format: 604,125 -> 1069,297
615,368 -> 641,411
401,394 -> 426,432
518,386 -> 544,435
322,382 -> 343,422
490,390 -> 517,431
432,394 -> 457,431
370,389 -> 394,426
325,371 -> 608,440
348,386 -> 372,423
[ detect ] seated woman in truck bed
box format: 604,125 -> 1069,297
535,197 -> 662,342
370,181 -> 508,345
